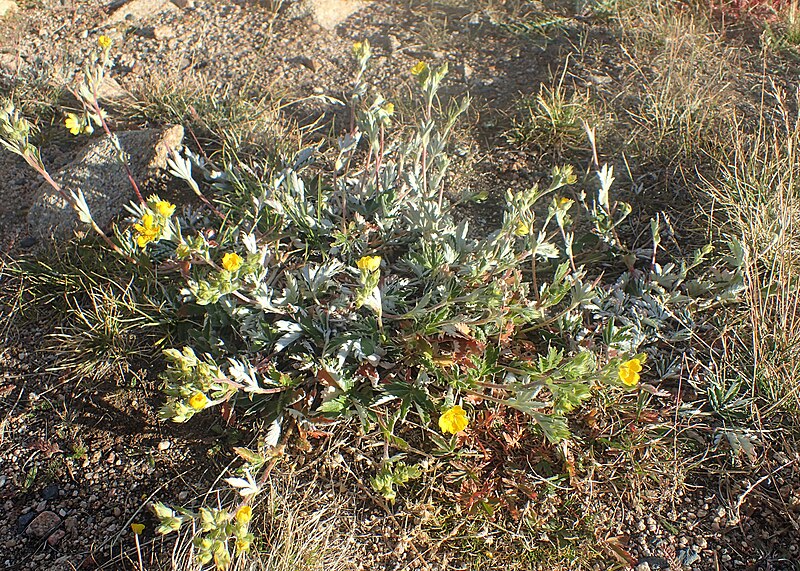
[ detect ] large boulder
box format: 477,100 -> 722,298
27,125 -> 184,239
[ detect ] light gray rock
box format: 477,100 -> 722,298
104,0 -> 179,25
0,1 -> 18,18
96,76 -> 133,104
286,0 -> 371,30
27,125 -> 184,239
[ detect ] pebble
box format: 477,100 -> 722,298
35,500 -> 46,512
17,512 -> 36,534
47,529 -> 65,546
157,440 -> 171,451
24,511 -> 60,538
41,484 -> 59,500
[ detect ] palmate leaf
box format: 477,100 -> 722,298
224,469 -> 261,498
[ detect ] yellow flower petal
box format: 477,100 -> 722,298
356,255 -> 381,272
98,35 -> 112,50
221,252 -> 243,272
618,359 -> 642,387
188,391 -> 209,410
235,505 -> 252,525
411,61 -> 428,76
65,114 -> 81,136
514,220 -> 529,236
154,200 -> 176,218
131,523 -> 144,535
439,405 -> 469,434
133,213 -> 162,248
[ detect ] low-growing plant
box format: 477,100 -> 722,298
1,35 -> 749,570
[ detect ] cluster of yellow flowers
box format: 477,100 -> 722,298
133,199 -> 175,248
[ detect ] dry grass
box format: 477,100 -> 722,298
703,83 -> 800,421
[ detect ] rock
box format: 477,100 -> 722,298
96,76 -> 133,104
17,512 -> 36,534
35,500 -> 47,512
0,1 -> 18,17
0,53 -> 18,74
157,440 -> 171,450
47,529 -> 65,546
169,0 -> 193,7
41,483 -> 59,500
27,125 -> 184,239
153,24 -> 176,40
286,0 -> 371,30
104,0 -> 179,25
312,0 -> 370,29
636,557 -> 670,570
25,510 -> 61,538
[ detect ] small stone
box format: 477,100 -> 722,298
0,53 -> 18,74
696,537 -> 708,549
47,529 -> 65,546
25,511 -> 61,538
0,1 -> 18,18
41,484 -> 59,500
17,512 -> 36,534
153,24 -> 176,40
177,490 -> 189,501
157,440 -> 171,451
635,564 -> 651,571
697,509 -> 708,518
113,507 -> 122,517
106,452 -> 116,465
36,500 -> 47,512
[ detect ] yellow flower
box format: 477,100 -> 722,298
65,113 -> 82,135
234,505 -> 252,526
514,220 -> 529,236
221,252 -> 243,272
133,213 -> 162,248
235,537 -> 252,553
131,523 -> 145,535
352,41 -> 363,53
558,197 -> 572,207
382,102 -> 395,116
356,255 -> 381,272
439,405 -> 469,434
98,35 -> 112,50
411,61 -> 428,76
619,358 -> 643,387
154,200 -> 176,218
188,391 -> 209,410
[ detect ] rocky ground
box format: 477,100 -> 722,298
1,1 -> 800,570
